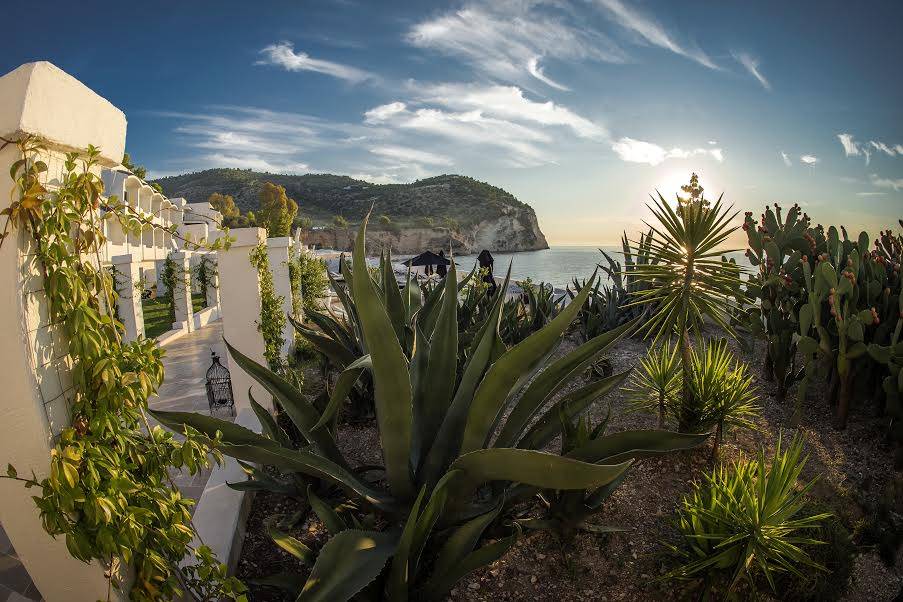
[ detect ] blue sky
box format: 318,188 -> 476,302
2,0 -> 901,244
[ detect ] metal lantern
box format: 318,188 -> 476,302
205,350 -> 235,416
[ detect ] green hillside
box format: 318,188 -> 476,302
153,169 -> 533,227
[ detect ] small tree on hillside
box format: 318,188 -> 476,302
208,192 -> 241,227
258,182 -> 298,237
332,214 -> 349,249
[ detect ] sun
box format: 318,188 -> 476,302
653,169 -> 722,202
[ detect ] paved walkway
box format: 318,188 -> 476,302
151,320 -> 233,503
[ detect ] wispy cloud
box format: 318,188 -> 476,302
800,154 -> 819,165
856,191 -> 886,197
203,153 -> 310,174
870,173 -> 903,191
364,102 -> 407,123
837,132 -> 876,165
406,4 -> 625,89
257,41 -> 372,83
780,151 -> 792,166
732,51 -> 770,90
869,140 -> 902,157
593,0 -> 718,69
611,137 -> 724,166
369,145 -> 454,166
526,57 -> 570,91
411,83 -> 607,139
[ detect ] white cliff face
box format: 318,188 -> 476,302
304,207 -> 549,254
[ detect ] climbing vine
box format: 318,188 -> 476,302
0,135 -> 246,601
159,252 -> 181,322
292,251 -> 330,314
194,254 -> 217,306
287,256 -> 302,320
249,242 -> 286,371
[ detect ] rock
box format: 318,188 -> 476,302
536,553 -> 546,560
530,576 -> 538,584
468,582 -> 480,590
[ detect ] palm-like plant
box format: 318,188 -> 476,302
153,215 -> 708,600
629,178 -> 743,417
680,339 -> 759,456
626,340 -> 681,428
666,434 -> 830,596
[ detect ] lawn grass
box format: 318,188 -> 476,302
142,293 -> 207,339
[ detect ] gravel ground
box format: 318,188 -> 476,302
236,329 -> 903,601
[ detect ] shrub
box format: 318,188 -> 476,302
154,215 -> 709,600
626,340 -> 681,428
666,434 -> 830,596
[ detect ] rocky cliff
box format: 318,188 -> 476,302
154,170 -> 549,253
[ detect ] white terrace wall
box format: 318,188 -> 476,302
0,61 -> 128,601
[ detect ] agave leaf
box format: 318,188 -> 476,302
410,325 -> 432,468
517,370 -> 631,450
422,259 -> 459,448
219,444 -> 396,512
267,522 -> 315,564
352,214 -> 415,499
250,390 -> 291,448
419,266 -> 512,486
409,470 -> 461,576
225,340 -> 349,469
150,409 -> 277,448
382,251 -> 407,344
290,317 -> 357,368
431,496 -> 503,577
297,530 -> 398,602
448,448 -> 632,502
419,528 -> 518,601
496,318 -> 637,448
307,485 -> 347,535
387,486 -> 428,601
568,430 -> 710,464
248,572 -> 307,593
311,355 -> 371,432
459,275 -> 596,454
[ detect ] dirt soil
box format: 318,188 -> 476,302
236,330 -> 903,601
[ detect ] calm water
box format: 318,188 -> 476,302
326,245 -> 752,293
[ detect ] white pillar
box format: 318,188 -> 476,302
170,251 -> 193,333
205,254 -> 221,309
0,61 -> 128,601
112,254 -> 144,343
218,228 -> 270,411
266,237 -> 295,357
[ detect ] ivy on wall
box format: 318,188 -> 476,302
194,254 -> 217,305
249,242 -> 286,372
0,135 -> 245,601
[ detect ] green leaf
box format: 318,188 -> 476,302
422,259 -> 459,451
150,409 -> 277,448
459,275 -> 597,454
312,355 -> 370,432
568,430 -> 710,464
267,522 -> 314,564
307,486 -> 347,535
432,497 -> 503,577
249,390 -> 291,448
448,448 -> 632,501
297,530 -> 398,602
387,487 -> 428,601
420,528 -> 518,601
351,214 -> 414,499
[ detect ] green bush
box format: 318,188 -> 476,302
666,434 -> 830,596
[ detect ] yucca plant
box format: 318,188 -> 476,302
679,339 -> 759,457
626,340 -> 681,428
665,434 -> 831,597
629,176 -> 744,422
153,215 -> 708,600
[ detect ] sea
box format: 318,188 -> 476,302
322,245 -> 752,294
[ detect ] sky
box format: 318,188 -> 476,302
1,0 -> 901,244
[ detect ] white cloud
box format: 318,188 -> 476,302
800,154 -> 819,165
203,153 -> 310,174
364,102 -> 407,123
406,4 -> 626,87
780,151 -> 792,167
837,132 -> 872,165
593,0 -> 717,69
369,145 -> 454,166
856,191 -> 886,197
349,172 -> 405,185
870,140 -> 900,157
611,137 -> 724,166
526,57 -> 570,91
412,83 -> 607,139
732,51 -> 770,90
257,41 -> 371,83
871,173 -> 903,191
708,140 -> 718,145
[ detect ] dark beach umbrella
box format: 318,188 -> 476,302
402,250 -> 452,267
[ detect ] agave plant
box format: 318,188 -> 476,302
153,215 -> 708,600
626,340 -> 681,428
500,279 -> 563,346
666,434 -> 830,596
